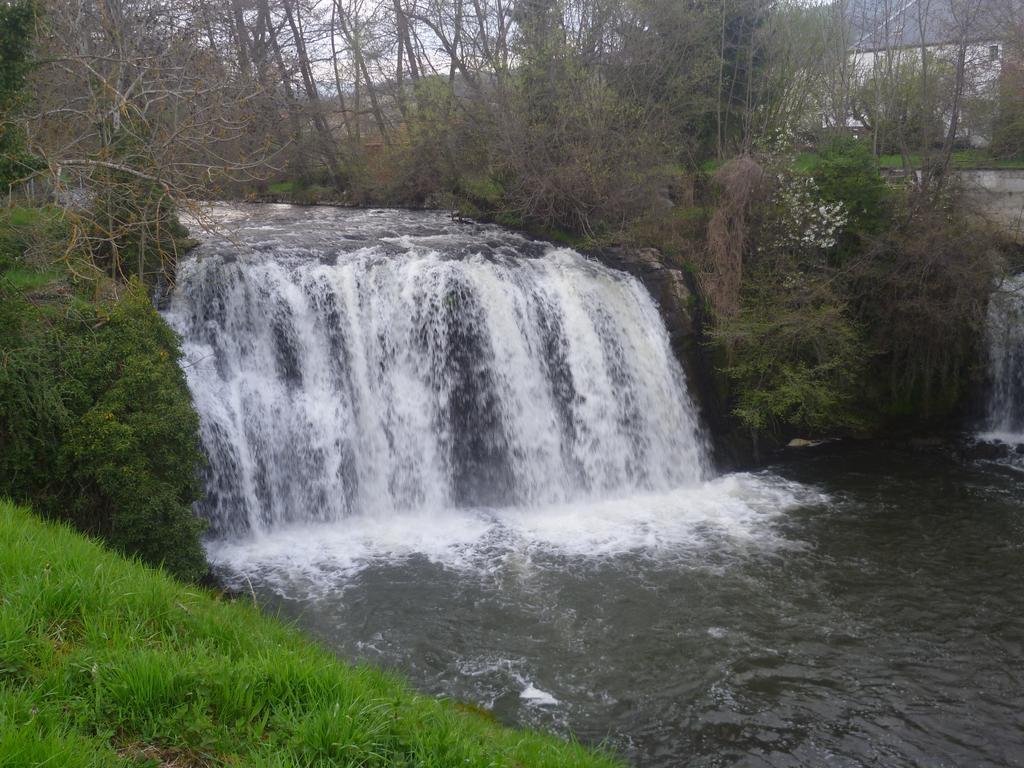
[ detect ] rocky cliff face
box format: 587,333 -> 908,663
593,247 -> 695,350
959,171 -> 1024,242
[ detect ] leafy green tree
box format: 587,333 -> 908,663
0,0 -> 41,189
707,155 -> 872,437
715,286 -> 870,434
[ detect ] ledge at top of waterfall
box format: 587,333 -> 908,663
165,205 -> 709,534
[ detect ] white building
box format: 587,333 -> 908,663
846,0 -> 1018,146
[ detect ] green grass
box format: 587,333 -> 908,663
874,150 -> 1024,170
0,266 -> 62,291
0,500 -> 620,768
0,206 -> 73,295
699,158 -> 725,175
0,204 -> 66,233
791,149 -> 1024,173
268,181 -> 296,195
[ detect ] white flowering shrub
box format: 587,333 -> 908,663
767,175 -> 849,253
754,127 -> 798,157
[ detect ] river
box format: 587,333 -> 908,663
165,205 -> 1024,767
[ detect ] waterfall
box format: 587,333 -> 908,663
165,206 -> 707,536
984,273 -> 1024,440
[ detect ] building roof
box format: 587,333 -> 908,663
848,0 -> 1018,51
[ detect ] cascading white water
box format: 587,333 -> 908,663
983,273 -> 1024,441
164,206 -> 708,537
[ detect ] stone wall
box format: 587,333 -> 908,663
959,170 -> 1024,240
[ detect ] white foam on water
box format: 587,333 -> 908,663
206,472 -> 822,597
975,430 -> 1024,445
520,683 -> 560,706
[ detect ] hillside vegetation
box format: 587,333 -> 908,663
0,206 -> 207,581
7,0 -> 1024,445
0,499 -> 620,768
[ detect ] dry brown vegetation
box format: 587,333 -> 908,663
703,156 -> 767,316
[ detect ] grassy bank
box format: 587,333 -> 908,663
0,500 -> 619,767
875,150 -> 1024,170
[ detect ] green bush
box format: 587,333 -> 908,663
0,280 -> 207,580
848,208 -> 999,422
708,158 -> 1002,437
714,283 -> 870,434
708,154 -> 875,437
805,138 -> 888,235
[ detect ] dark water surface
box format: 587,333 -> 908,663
226,447 -> 1024,767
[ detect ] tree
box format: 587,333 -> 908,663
22,0 -> 272,284
0,0 -> 40,190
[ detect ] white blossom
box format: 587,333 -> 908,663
769,176 -> 849,252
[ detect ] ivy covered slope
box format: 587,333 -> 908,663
0,206 -> 207,581
0,500 -> 619,768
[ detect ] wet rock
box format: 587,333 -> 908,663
908,436 -> 946,451
590,246 -> 695,344
962,440 -> 1011,461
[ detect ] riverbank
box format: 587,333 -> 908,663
0,499 -> 620,767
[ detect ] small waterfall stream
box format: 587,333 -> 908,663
983,272 -> 1024,440
165,206 -> 708,536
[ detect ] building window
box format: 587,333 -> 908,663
990,44 -> 1000,60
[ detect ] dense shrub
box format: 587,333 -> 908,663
715,284 -> 869,433
849,209 -> 1001,420
707,149 -> 1005,437
709,161 -> 871,434
805,138 -> 888,235
0,279 -> 207,580
504,77 -> 668,236
701,156 -> 767,316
